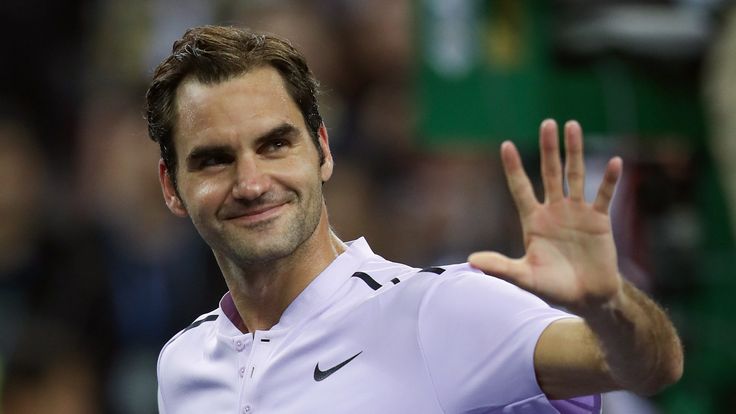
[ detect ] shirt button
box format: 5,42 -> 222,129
243,405 -> 251,413
239,367 -> 245,378
235,340 -> 244,351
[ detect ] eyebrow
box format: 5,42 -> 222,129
252,123 -> 300,147
185,122 -> 301,165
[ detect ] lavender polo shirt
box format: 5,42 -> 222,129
157,238 -> 601,414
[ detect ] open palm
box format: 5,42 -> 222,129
469,120 -> 624,313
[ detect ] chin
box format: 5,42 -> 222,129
228,232 -> 306,265
212,199 -> 323,266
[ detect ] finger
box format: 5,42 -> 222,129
593,156 -> 623,214
468,251 -> 533,289
540,119 -> 564,203
564,120 -> 585,201
501,140 -> 538,217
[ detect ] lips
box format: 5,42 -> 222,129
221,202 -> 287,224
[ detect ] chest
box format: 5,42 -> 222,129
164,304 -> 442,414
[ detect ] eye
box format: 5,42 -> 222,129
186,147 -> 237,172
199,153 -> 233,168
260,138 -> 290,154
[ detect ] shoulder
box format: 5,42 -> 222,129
345,255 -> 483,300
349,254 -> 541,301
349,256 -> 552,318
421,262 -> 554,309
349,255 -> 451,289
157,309 -> 222,412
158,309 -> 220,373
409,262 -> 570,339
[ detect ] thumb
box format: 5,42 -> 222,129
468,251 -> 531,288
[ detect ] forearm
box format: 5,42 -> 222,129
579,279 -> 684,395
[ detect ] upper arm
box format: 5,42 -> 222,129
416,270 -> 571,410
534,318 -> 619,399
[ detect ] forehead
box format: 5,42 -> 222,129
173,66 -> 305,150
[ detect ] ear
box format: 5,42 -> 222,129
317,124 -> 334,182
158,159 -> 188,217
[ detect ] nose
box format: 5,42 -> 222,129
232,155 -> 271,201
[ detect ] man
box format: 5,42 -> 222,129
146,25 -> 683,413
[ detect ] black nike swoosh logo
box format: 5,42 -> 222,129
313,351 -> 363,382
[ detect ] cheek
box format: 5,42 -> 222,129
193,181 -> 224,198
271,155 -> 318,184
286,164 -> 324,196
184,180 -> 229,214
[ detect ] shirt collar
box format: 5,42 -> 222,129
217,237 -> 375,335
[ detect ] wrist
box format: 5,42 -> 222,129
572,279 -> 628,322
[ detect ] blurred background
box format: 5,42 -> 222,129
0,0 -> 734,412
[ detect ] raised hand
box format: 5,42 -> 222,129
469,119 -> 624,314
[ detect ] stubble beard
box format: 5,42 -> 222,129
212,188 -> 324,268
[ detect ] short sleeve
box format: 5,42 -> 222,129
416,267 -> 574,413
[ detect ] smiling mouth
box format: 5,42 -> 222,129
224,203 -> 287,225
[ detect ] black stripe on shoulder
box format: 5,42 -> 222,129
418,267 -> 446,275
183,314 -> 218,333
390,277 -> 400,285
351,272 -> 382,291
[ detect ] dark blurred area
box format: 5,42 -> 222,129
0,0 -> 734,413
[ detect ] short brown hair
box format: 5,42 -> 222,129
145,25 -> 324,186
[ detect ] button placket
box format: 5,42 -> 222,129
233,336 -> 251,382
250,334 -> 274,380
238,335 -> 258,414
239,333 -> 274,413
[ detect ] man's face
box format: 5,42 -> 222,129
160,66 -> 333,266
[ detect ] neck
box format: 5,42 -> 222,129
215,210 -> 346,333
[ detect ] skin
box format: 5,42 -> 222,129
158,66 -> 682,399
159,66 -> 345,333
468,120 -> 684,398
